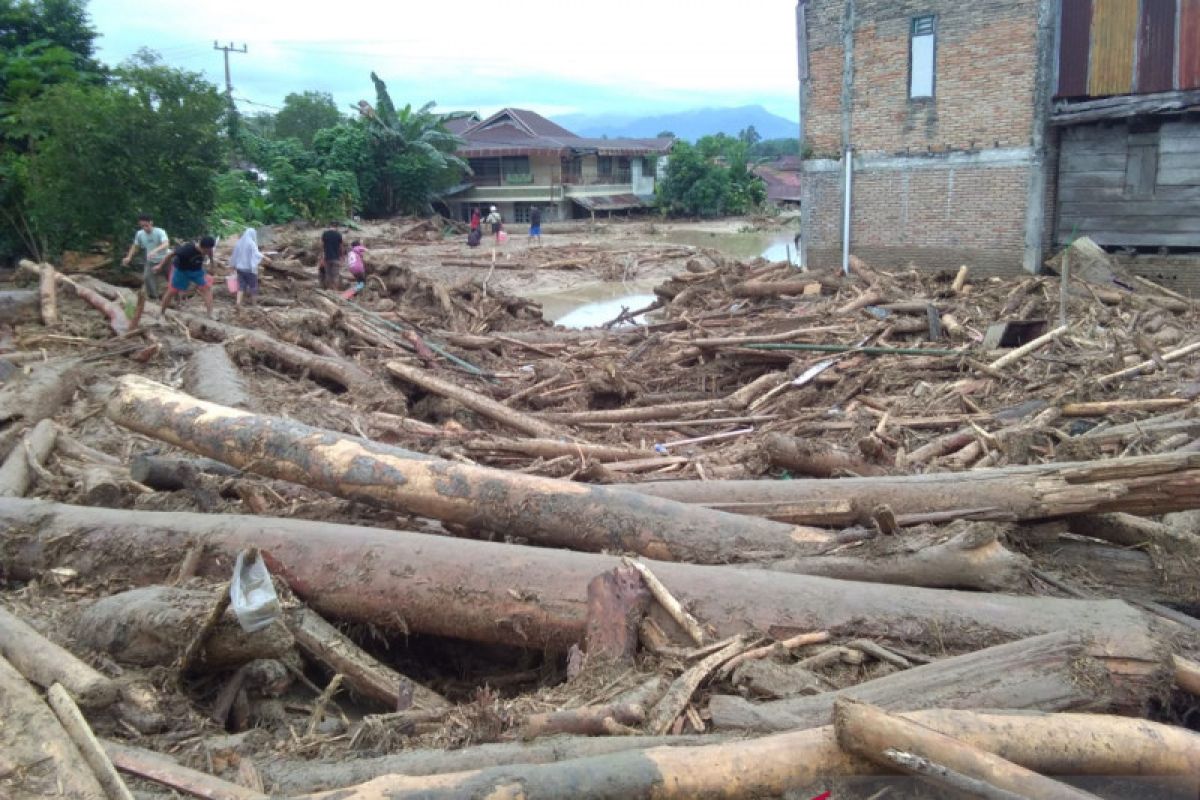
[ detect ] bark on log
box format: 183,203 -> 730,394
105,376 -> 835,564
585,564 -> 650,661
103,740 -> 267,800
465,436 -> 657,464
0,499 -> 1163,655
1027,537 -> 1200,605
0,653 -> 106,800
707,629 -> 1165,733
129,453 -> 240,491
385,361 -> 563,438
539,372 -> 786,425
732,279 -> 827,298
287,606 -> 449,712
184,344 -> 252,409
0,604 -> 118,708
260,735 -> 720,794
762,431 -> 888,477
521,700 -> 649,739
0,289 -> 41,325
834,698 -> 1102,800
80,465 -> 126,507
175,312 -> 401,409
296,709 -> 1200,800
74,586 -> 294,670
617,452 -> 1200,526
0,417 -> 56,497
19,260 -> 129,334
0,358 -> 79,427
38,264 -> 58,326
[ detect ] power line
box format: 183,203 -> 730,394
212,41 -> 248,103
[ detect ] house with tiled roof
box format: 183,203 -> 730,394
444,108 -> 674,224
753,156 -> 803,207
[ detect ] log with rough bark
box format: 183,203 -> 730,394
75,586 -> 295,670
173,312 -> 400,407
295,709 -> 1200,800
1060,398 -> 1192,417
465,436 -> 658,464
539,372 -> 787,425
0,499 -> 1164,656
47,683 -> 136,800
707,629 -> 1166,732
105,375 -> 836,565
731,279 -> 827,298
184,343 -> 252,409
129,453 -> 240,491
585,564 -> 650,661
38,264 -> 58,326
19,260 -> 131,334
0,288 -> 41,324
287,606 -> 449,712
762,431 -> 887,477
103,740 -> 267,800
0,357 -> 79,427
618,452 -> 1200,526
385,361 -> 563,438
834,698 -> 1102,800
0,417 -> 56,497
0,653 -> 106,800
0,604 -> 118,708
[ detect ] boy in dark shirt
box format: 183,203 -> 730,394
156,236 -> 216,317
319,222 -> 345,289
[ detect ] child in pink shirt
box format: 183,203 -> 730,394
347,241 -> 367,291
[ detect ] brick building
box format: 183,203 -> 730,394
796,0 -> 1200,279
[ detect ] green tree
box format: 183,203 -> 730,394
656,136 -> 766,218
10,51 -> 225,258
273,90 -> 342,149
0,0 -> 100,117
656,130 -> 675,138
738,124 -> 761,147
748,137 -> 804,160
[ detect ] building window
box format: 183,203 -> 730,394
910,15 -> 936,99
597,156 -> 613,177
643,157 -> 657,178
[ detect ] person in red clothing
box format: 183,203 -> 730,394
470,207 -> 481,233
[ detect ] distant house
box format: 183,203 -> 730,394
753,156 -> 803,207
444,108 -> 674,224
796,0 -> 1200,283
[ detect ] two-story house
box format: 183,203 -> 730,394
444,108 -> 673,225
796,0 -> 1200,287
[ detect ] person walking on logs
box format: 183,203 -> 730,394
121,213 -> 170,299
230,227 -> 270,307
319,222 -> 345,290
484,205 -> 503,243
157,236 -> 216,317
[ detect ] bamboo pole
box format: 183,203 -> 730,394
987,324 -> 1068,370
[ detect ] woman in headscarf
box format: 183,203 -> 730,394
229,227 -> 270,307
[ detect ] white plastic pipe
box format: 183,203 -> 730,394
841,147 -> 853,275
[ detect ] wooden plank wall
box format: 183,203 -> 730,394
1057,119 -> 1200,247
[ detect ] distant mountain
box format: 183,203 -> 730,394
553,105 -> 799,142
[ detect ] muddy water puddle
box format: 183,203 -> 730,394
528,282 -> 659,329
658,228 -> 803,266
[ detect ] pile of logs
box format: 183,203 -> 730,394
1,230 -> 1199,799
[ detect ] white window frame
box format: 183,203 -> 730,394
910,15 -> 937,99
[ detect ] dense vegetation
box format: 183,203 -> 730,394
655,133 -> 768,218
0,0 -> 468,263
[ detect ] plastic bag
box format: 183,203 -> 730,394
497,230 -> 508,243
230,549 -> 281,633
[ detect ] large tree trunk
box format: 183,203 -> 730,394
707,629 -> 1167,732
0,289 -> 42,325
0,418 -> 55,497
294,710 -> 1200,800
0,358 -> 79,428
617,452 -> 1200,525
0,499 -> 1162,654
104,375 -> 835,565
184,344 -> 252,409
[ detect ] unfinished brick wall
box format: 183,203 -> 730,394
800,0 -> 1044,274
802,162 -> 1031,275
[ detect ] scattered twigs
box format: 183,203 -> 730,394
646,635 -> 746,734
719,631 -> 830,676
306,673 -> 345,737
622,556 -> 706,645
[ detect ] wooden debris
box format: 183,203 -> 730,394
0,604 -> 118,708
47,683 -> 136,800
622,556 -> 706,646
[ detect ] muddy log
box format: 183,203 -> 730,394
105,376 -> 833,564
1027,537 -> 1200,606
38,264 -> 58,326
762,431 -> 888,477
0,418 -> 56,497
103,740 -> 267,800
0,499 -> 1163,654
707,629 -> 1167,733
465,436 -> 658,464
130,453 -> 240,491
0,358 -> 79,427
173,312 -> 401,408
296,709 -> 1200,800
0,654 -> 107,800
616,452 -> 1200,526
0,289 -> 41,325
184,344 -> 252,409
0,604 -> 118,708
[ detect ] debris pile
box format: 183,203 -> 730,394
1,226 -> 1199,799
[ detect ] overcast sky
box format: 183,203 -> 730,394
86,0 -> 800,122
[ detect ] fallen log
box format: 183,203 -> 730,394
75,586 -> 295,670
0,604 -> 118,708
464,436 -> 657,464
105,376 -> 835,565
184,344 -> 252,409
834,698 -> 1101,800
295,709 -> 1200,800
130,453 -> 240,491
707,629 -> 1166,732
287,606 -> 449,712
20,260 -> 129,334
47,683 -> 136,800
732,279 -> 827,298
103,740 -> 266,800
0,288 -> 41,324
762,431 -> 887,477
616,452 -> 1200,526
585,564 -> 650,661
38,264 -> 58,326
0,417 -> 56,497
539,372 -> 786,425
0,653 -> 106,800
0,499 -> 1163,654
1060,398 -> 1192,417
0,357 -> 79,426
386,361 -> 562,438
174,312 -> 400,408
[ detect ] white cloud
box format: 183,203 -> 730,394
87,0 -> 800,120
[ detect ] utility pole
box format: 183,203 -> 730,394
212,41 -> 247,103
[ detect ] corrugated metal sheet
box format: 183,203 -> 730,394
1088,0 -> 1138,96
1183,0 -> 1200,89
1137,0 -> 1178,92
1057,0 -> 1094,97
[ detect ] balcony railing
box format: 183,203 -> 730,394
561,170 -> 633,185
